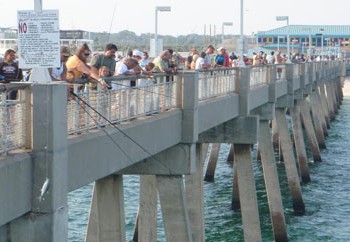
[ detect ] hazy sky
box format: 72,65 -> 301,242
2,0 -> 349,36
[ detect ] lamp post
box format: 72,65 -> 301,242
239,0 -> 244,62
221,22 -> 233,45
155,6 -> 171,56
276,16 -> 290,62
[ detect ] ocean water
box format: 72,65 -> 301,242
68,96 -> 350,242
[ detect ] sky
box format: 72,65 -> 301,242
2,0 -> 349,37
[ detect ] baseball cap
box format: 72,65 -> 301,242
132,50 -> 143,58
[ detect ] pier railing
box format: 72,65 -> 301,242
0,83 -> 30,155
0,61 -> 344,154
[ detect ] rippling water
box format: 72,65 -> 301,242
68,91 -> 350,242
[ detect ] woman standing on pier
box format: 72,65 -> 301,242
66,43 -> 108,89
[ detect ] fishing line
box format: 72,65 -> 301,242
69,90 -> 175,174
70,92 -> 136,164
94,69 -> 249,137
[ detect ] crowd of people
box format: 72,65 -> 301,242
0,43 -> 344,100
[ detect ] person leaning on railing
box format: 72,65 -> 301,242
65,43 -> 108,92
48,46 -> 70,82
0,49 -> 23,100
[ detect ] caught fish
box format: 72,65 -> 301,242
39,177 -> 50,201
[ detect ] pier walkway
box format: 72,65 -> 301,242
0,61 -> 346,242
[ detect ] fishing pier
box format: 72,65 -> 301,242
0,61 -> 346,242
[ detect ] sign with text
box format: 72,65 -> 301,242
17,10 -> 60,68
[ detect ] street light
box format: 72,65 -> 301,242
155,6 -> 171,56
222,22 -> 233,45
276,16 -> 290,62
239,0 -> 244,63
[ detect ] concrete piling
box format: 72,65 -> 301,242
234,144 -> 262,242
204,143 -> 221,182
309,93 -> 327,149
231,160 -> 240,211
156,176 -> 193,242
289,106 -> 311,183
275,108 -> 306,215
298,99 -> 323,162
319,84 -> 331,128
226,144 -> 234,164
138,175 -> 158,242
185,143 -> 208,242
259,120 -> 289,242
325,82 -> 336,120
315,87 -> 329,137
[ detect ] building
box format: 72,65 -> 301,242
256,25 -> 350,57
0,28 -> 94,55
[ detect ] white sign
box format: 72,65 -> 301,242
17,10 -> 60,68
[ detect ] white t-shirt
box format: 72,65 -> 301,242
51,62 -> 64,80
112,62 -> 131,90
195,57 -> 205,70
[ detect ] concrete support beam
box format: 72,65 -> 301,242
204,143 -> 221,182
325,82 -> 336,120
117,144 -> 196,175
198,116 -> 259,144
298,99 -> 323,162
157,176 -> 193,242
276,64 -> 294,108
185,143 -> 208,242
180,72 -> 199,143
234,144 -> 262,242
231,159 -> 240,211
289,106 -> 311,183
329,81 -> 339,113
226,144 -> 234,164
267,65 -> 277,102
0,226 -> 7,241
10,84 -> 68,242
334,79 -> 341,107
86,184 -> 98,242
86,175 -> 126,242
138,175 -> 158,242
275,108 -> 305,215
309,93 -> 327,149
235,68 -> 251,116
319,84 -> 331,128
259,120 -> 288,242
251,103 -> 275,121
315,87 -> 329,137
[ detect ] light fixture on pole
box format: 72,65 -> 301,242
276,16 -> 290,62
155,6 -> 171,56
239,0 -> 244,64
221,22 -> 233,45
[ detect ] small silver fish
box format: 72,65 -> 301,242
39,178 -> 50,201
